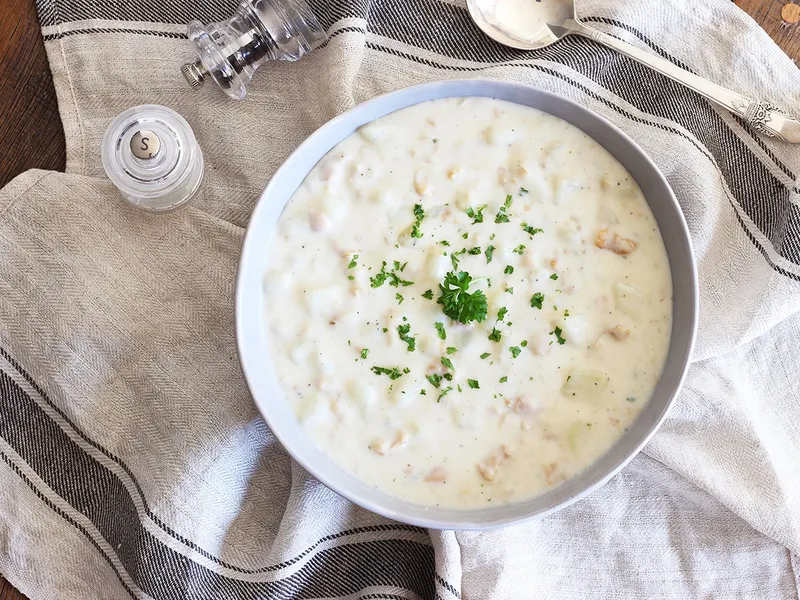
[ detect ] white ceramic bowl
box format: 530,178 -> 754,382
236,80 -> 698,529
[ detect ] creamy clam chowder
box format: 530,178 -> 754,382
264,97 -> 672,509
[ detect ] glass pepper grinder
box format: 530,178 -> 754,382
181,0 -> 327,100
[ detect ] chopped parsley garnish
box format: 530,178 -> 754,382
466,204 -> 488,224
434,322 -> 446,340
499,376 -> 508,383
505,287 -> 514,294
382,327 -> 388,333
550,273 -> 559,280
348,254 -> 359,269
519,187 -> 529,195
494,195 -> 513,223
551,326 -> 567,345
390,273 -> 414,287
371,366 -> 409,380
462,232 -> 469,239
360,349 -> 369,359
441,356 -> 455,370
457,384 -> 462,392
484,245 -> 495,263
396,293 -> 404,304
504,265 -> 514,275
480,352 -> 491,360
420,389 -> 427,395
530,292 -> 544,309
512,244 -> 526,254
497,307 -> 508,321
510,346 -> 522,359
439,240 -> 450,246
369,261 -> 389,288
422,289 -> 434,300
467,379 -> 480,389
488,328 -> 502,342
347,275 -> 354,280
426,373 -> 442,388
410,204 -> 425,238
393,260 -> 408,272
397,324 -> 416,352
369,260 -> 414,289
467,247 -> 481,255
446,347 -> 458,355
449,248 -> 467,270
521,223 -> 543,237
490,233 -> 496,240
437,271 -> 488,325
520,340 -> 528,347
564,309 -> 570,318
437,386 -> 453,403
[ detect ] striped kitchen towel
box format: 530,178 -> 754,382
1,0 -> 799,598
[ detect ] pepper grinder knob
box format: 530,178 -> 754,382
180,0 -> 327,100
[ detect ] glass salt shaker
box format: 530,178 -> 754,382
181,0 -> 327,100
101,105 -> 204,211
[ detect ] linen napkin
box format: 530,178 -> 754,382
2,0 -> 799,597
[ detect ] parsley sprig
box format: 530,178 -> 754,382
437,271 -> 488,325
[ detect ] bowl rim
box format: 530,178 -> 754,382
235,79 -> 699,530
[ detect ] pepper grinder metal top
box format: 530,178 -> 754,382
181,0 -> 327,100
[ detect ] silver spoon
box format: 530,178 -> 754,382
466,0 -> 800,143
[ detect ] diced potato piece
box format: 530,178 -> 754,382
598,205 -> 619,226
566,421 -> 593,453
560,314 -> 589,345
557,226 -> 580,246
552,176 -> 580,205
425,248 -> 449,279
451,405 -> 481,429
346,380 -> 374,413
483,124 -> 518,146
561,369 -> 610,398
296,393 -> 327,424
358,122 -> 387,143
305,286 -> 342,316
308,211 -> 331,232
613,282 -> 645,317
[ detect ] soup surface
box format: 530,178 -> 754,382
264,97 -> 672,508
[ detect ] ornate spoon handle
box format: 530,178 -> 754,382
567,21 -> 800,143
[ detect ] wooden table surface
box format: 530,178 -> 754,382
0,0 -> 798,598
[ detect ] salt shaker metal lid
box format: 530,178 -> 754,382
101,105 -> 204,211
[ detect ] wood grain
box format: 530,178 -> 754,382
736,0 -> 800,60
0,0 -> 64,189
0,1 -> 798,599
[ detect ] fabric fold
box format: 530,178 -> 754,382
1,0 -> 799,597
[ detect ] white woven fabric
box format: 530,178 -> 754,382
1,0 -> 799,597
